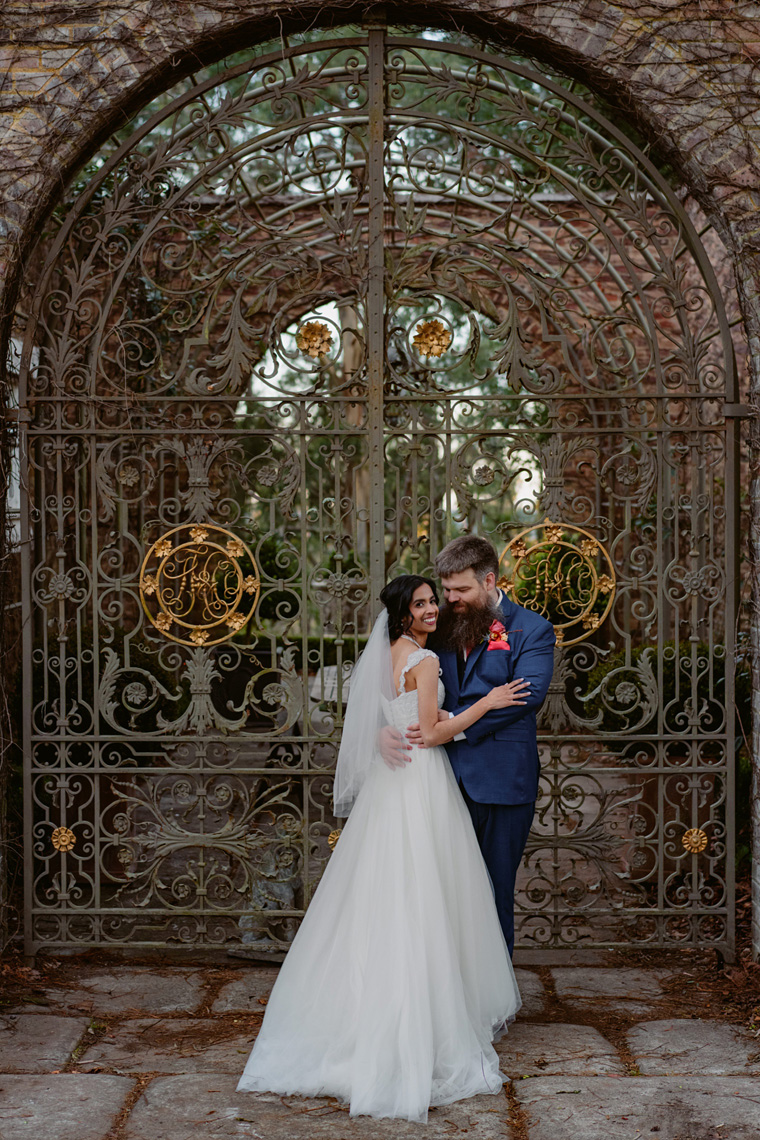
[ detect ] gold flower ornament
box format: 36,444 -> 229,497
413,319 -> 452,358
296,321 -> 333,359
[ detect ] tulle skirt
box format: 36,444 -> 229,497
237,743 -> 521,1122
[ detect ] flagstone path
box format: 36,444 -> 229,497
1,959 -> 758,1139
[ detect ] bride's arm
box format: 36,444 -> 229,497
412,657 -> 529,747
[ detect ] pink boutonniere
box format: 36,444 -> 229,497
486,620 -> 510,650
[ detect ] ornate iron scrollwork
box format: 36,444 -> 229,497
499,519 -> 615,646
17,26 -> 736,956
139,524 -> 260,647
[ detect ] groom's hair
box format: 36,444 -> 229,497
435,535 -> 499,583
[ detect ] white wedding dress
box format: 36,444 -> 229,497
237,647 -> 521,1122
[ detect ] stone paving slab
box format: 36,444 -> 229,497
0,1014 -> 89,1073
514,950 -> 617,967
0,1073 -> 134,1140
516,1076 -> 760,1140
211,969 -> 281,1013
551,967 -> 669,1015
628,1019 -> 760,1075
126,1075 -> 510,1138
497,1023 -> 623,1077
27,968 -> 206,1015
78,1017 -> 259,1074
513,969 -> 545,1017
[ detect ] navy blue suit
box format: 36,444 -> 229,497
439,594 -> 555,953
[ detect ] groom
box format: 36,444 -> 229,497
404,535 -> 555,956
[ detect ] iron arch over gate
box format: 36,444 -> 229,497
17,26 -> 739,955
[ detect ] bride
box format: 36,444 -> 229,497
237,574 -> 530,1122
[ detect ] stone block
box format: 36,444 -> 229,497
126,1075 -> 510,1138
628,1019 -> 760,1075
516,1075 -> 760,1140
10,73 -> 53,96
78,1018 -> 259,1074
513,949 -> 615,966
551,967 -> 668,1014
513,969 -> 546,1016
38,48 -> 84,71
211,969 -> 281,1013
497,1023 -> 623,1077
37,969 -> 206,1015
0,1073 -> 134,1140
0,1014 -> 88,1073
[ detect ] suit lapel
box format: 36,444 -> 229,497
438,649 -> 459,698
500,596 -> 523,647
462,637 -> 487,685
499,594 -> 518,627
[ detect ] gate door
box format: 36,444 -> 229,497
18,27 -> 738,954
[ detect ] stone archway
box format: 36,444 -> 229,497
1,2 -> 759,334
12,23 -> 741,956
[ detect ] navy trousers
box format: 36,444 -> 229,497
459,785 -> 535,957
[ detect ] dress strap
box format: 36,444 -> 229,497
398,647 -> 440,694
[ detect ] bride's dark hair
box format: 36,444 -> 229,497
379,575 -> 439,641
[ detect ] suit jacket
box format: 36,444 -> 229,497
439,594 -> 555,805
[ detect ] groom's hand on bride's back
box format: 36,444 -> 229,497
379,724 -> 413,768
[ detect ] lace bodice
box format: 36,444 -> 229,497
387,647 -> 445,731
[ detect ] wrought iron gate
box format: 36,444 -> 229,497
18,26 -> 738,954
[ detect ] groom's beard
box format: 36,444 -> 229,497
432,598 -> 503,653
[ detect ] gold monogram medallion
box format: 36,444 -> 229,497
140,524 -> 260,647
499,519 -> 616,647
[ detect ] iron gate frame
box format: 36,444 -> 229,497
17,24 -> 739,956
